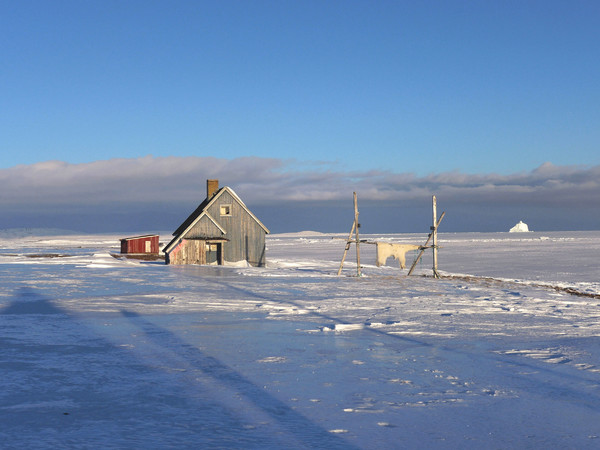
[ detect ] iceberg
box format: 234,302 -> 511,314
509,220 -> 530,232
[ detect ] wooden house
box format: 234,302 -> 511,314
120,234 -> 160,255
163,180 -> 269,266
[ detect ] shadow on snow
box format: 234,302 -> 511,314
0,286 -> 356,449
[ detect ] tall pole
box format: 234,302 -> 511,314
354,192 -> 361,277
432,195 -> 439,278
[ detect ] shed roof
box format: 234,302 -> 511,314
120,234 -> 159,242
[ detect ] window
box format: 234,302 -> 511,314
220,204 -> 232,216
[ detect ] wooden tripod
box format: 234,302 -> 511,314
337,192 -> 361,276
407,195 -> 445,277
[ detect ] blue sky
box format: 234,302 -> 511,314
1,1 -> 600,232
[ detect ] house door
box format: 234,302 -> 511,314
145,240 -> 151,253
205,243 -> 222,265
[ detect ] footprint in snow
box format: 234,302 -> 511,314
504,290 -> 521,297
256,356 -> 287,363
378,422 -> 396,428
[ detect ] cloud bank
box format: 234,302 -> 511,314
1,157 -> 599,233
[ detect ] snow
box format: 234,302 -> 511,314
510,220 -> 530,232
1,230 -> 600,448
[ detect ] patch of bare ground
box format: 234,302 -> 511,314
25,253 -> 74,258
110,253 -> 165,261
440,274 -> 600,300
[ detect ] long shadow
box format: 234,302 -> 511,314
119,309 -> 358,449
1,286 -> 67,315
0,286 -> 357,448
212,277 -> 600,413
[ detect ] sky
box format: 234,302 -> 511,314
1,1 -> 599,233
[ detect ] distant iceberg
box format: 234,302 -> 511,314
509,221 -> 530,232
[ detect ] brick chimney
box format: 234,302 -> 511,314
207,179 -> 219,199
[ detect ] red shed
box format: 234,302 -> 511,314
120,235 -> 160,255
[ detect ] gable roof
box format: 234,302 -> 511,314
164,186 -> 269,254
171,188 -> 220,237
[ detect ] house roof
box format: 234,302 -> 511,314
164,186 -> 269,254
120,234 -> 159,242
171,190 -> 217,237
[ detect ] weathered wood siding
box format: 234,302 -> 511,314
120,235 -> 159,254
166,187 -> 268,267
185,215 -> 225,239
168,239 -> 206,265
204,191 -> 267,267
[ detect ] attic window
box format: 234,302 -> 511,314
220,204 -> 232,216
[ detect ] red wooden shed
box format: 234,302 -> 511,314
120,235 -> 160,255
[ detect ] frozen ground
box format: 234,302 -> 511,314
1,229 -> 599,448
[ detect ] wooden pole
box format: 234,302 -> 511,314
432,195 -> 439,278
337,219 -> 356,276
354,192 -> 361,277
337,192 -> 361,277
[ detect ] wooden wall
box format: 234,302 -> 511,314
204,190 -> 266,267
120,235 -> 159,254
168,239 -> 206,265
167,189 -> 267,267
186,215 -> 224,239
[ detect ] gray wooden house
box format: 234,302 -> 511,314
163,180 -> 269,266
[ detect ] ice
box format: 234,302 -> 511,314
509,220 -> 530,232
1,230 -> 600,447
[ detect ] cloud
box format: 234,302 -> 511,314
0,156 -> 282,207
1,157 -> 599,232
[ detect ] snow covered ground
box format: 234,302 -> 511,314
1,229 -> 599,448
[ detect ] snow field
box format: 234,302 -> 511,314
1,230 -> 599,448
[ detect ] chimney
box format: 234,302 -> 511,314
207,179 -> 219,199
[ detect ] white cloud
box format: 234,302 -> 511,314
2,157 -> 599,207
1,157 -> 599,232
